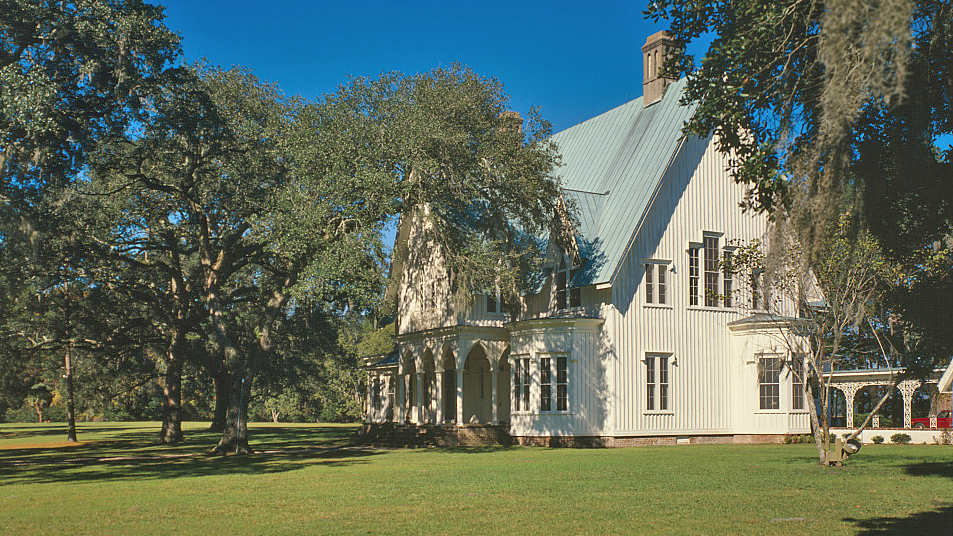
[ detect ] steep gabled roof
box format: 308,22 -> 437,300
552,77 -> 697,286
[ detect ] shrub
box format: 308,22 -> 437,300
784,434 -> 813,444
934,429 -> 952,445
890,433 -> 912,445
871,435 -> 884,444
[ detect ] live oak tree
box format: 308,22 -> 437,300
1,0 -> 179,212
1,0 -> 179,440
302,65 -> 564,311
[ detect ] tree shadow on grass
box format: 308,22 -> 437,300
902,459 -> 953,480
0,424 -> 373,485
844,504 -> 953,536
0,445 -> 381,485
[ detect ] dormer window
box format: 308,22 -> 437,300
555,254 -> 583,310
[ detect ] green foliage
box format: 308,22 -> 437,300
783,434 -> 814,444
890,433 -> 912,444
871,435 -> 885,444
0,0 -> 180,202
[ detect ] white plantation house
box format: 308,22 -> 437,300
361,31 -> 815,446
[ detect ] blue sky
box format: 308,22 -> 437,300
158,0 -> 686,134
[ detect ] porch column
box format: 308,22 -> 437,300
365,373 -> 373,420
435,372 -> 444,424
491,370 -> 499,425
397,374 -> 406,424
899,379 -> 920,429
415,372 -> 424,424
842,384 -> 858,429
386,375 -> 396,422
456,369 -> 464,426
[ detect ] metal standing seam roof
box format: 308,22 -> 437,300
551,77 -> 697,287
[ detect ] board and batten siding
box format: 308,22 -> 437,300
607,133 -> 775,436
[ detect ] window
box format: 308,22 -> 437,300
645,262 -> 669,305
555,254 -> 583,310
723,250 -> 733,307
513,357 -> 531,412
556,356 -> 568,411
539,355 -> 569,412
540,357 -> 551,411
646,354 -> 671,411
386,375 -> 395,420
688,247 -> 699,306
751,269 -> 764,310
486,290 -> 506,314
372,376 -> 382,411
645,264 -> 654,304
759,356 -> 781,410
704,236 -> 720,306
792,355 -> 805,410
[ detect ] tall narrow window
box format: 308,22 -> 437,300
513,357 -> 531,411
645,355 -> 671,411
646,357 -> 656,410
704,236 -> 720,306
387,375 -> 396,420
540,357 -> 552,411
659,356 -> 669,410
688,247 -> 699,306
556,255 -> 584,310
646,261 -> 670,305
513,359 -> 522,411
645,263 -> 654,304
372,376 -> 382,411
723,250 -> 733,307
521,357 -> 530,410
751,269 -> 764,310
487,294 -> 497,313
556,356 -> 568,411
759,356 -> 781,410
792,355 -> 805,410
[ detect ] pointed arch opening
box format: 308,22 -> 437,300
463,344 -> 492,424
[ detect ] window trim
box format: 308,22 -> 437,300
539,352 -> 571,413
703,235 -> 720,307
750,269 -> 765,311
758,354 -> 782,411
644,260 -> 671,307
791,354 -> 806,411
644,353 -> 673,414
512,355 -> 532,413
688,245 -> 700,306
722,249 -> 734,308
555,253 -> 584,311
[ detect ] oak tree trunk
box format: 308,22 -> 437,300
158,330 -> 186,444
64,343 -> 77,443
208,369 -> 230,433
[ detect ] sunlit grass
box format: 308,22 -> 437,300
1,422 -> 950,535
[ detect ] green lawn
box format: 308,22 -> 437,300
1,422 -> 950,535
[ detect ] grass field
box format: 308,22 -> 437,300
1,422 -> 950,535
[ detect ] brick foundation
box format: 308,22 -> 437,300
356,423 -> 512,447
357,424 -> 791,448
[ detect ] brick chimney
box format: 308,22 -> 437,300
642,30 -> 677,107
